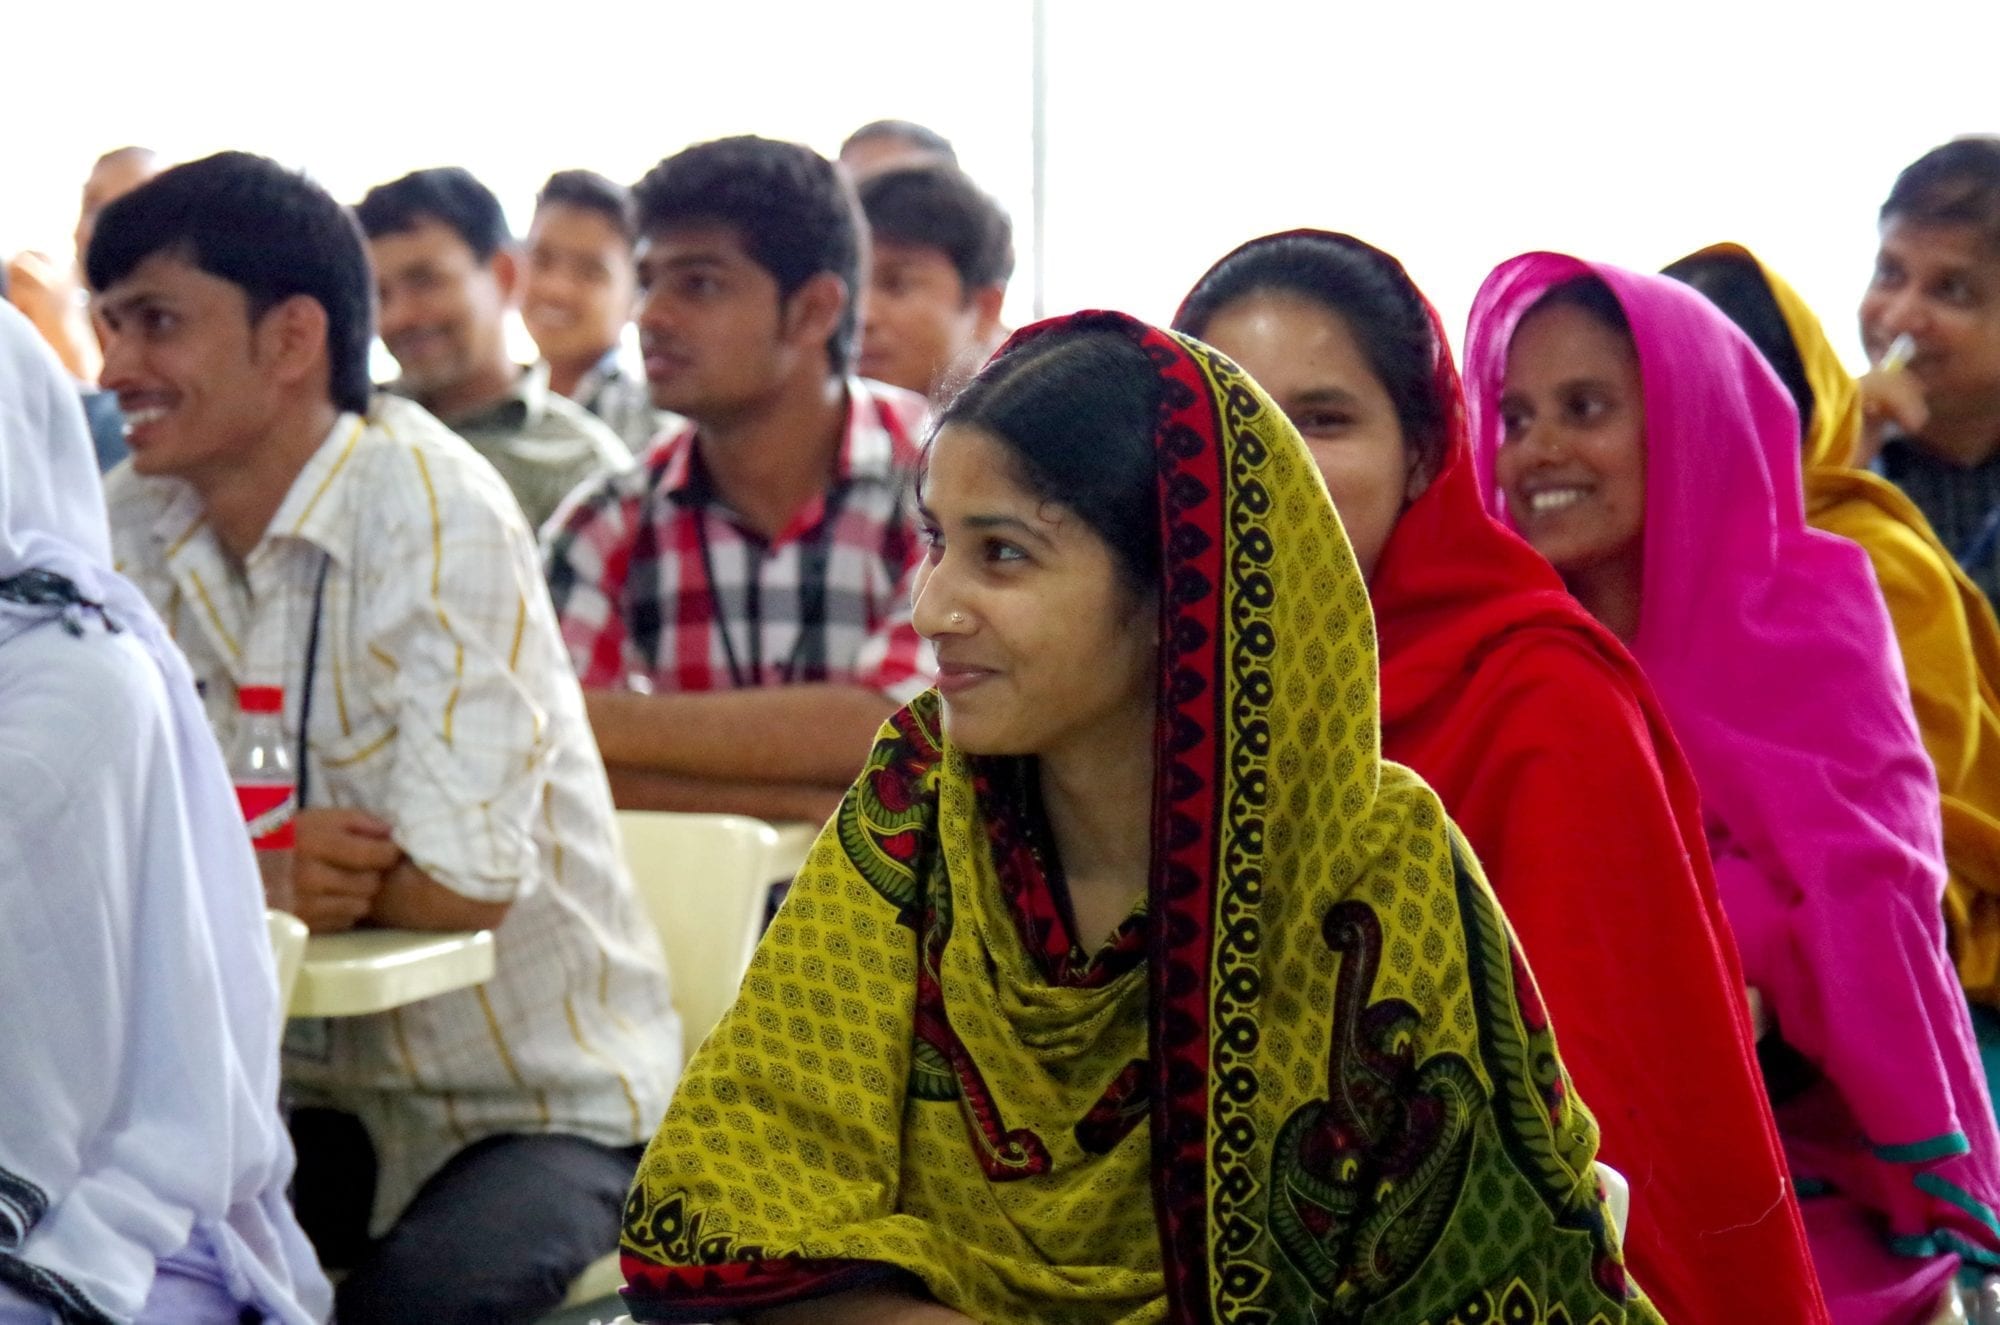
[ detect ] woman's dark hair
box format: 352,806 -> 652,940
934,329 -> 1162,590
1526,275 -> 1633,341
1173,233 -> 1446,475
1662,252 -> 1815,443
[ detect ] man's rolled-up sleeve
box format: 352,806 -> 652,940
374,485 -> 563,904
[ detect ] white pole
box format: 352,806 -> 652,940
1030,0 -> 1049,320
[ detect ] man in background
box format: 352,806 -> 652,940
10,145 -> 159,469
838,118 -> 956,179
1859,136 -> 2000,604
545,136 -> 933,823
521,169 -> 672,452
857,163 -> 1012,402
358,167 -> 627,528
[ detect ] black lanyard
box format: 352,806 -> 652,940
692,479 -> 845,689
295,552 -> 331,811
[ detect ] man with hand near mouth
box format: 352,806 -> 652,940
358,166 -> 628,529
522,169 -> 674,452
93,151 -> 679,1322
544,136 -> 933,823
1861,137 -> 2000,604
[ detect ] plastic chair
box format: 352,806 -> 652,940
553,1250 -> 625,1315
552,814 -> 779,1317
266,910 -> 309,1015
766,820 -> 821,884
1595,1161 -> 1630,1244
614,810 -> 780,1059
1932,1287 -> 1969,1325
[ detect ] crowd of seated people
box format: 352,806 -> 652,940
7,121 -> 2000,1325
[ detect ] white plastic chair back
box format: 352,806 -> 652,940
616,811 -> 780,1060
558,1250 -> 625,1310
266,910 -> 309,1016
1594,1161 -> 1631,1244
766,820 -> 821,885
1930,1284 -> 1970,1325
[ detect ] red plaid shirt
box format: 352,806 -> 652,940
544,379 -> 934,702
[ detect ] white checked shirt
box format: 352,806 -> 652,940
107,398 -> 680,1233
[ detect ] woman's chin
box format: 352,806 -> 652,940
936,704 -> 1027,759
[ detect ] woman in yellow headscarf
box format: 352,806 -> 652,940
613,311 -> 1652,1324
1668,245 -> 2000,1030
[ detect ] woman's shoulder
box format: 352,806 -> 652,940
1814,494 -> 1957,593
1449,625 -> 1660,756
0,621 -> 165,805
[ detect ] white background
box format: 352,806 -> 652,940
7,0 -> 1999,370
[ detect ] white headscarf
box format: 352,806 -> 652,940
0,302 -> 330,1322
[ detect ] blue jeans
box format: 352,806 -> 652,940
290,1109 -> 640,1325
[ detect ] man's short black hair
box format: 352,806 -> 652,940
87,151 -> 374,414
1882,137 -> 2000,254
859,165 -> 1014,295
535,169 -> 636,247
632,136 -> 864,374
355,167 -> 512,262
841,119 -> 958,167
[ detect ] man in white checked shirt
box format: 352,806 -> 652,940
92,152 -> 679,1323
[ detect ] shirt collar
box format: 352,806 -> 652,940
258,413 -> 370,566
655,378 -> 909,504
397,363 -> 543,433
572,346 -> 626,398
146,413 -> 367,568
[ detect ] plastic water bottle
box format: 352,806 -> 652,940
230,684 -> 297,912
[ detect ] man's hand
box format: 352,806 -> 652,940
292,807 -> 401,933
1857,364 -> 1930,465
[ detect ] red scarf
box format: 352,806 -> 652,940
1203,233 -> 1828,1325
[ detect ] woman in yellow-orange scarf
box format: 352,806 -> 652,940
1668,246 -> 2000,1022
615,311 -> 1652,1324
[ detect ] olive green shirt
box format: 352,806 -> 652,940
402,362 -> 630,531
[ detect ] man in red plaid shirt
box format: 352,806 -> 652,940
544,137 -> 933,822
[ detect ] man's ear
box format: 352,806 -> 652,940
254,294 -> 333,395
782,271 -> 848,357
490,246 -> 520,305
970,282 -> 1007,338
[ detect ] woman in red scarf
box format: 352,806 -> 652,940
1176,230 -> 1826,1324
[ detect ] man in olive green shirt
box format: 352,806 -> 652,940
358,167 -> 627,529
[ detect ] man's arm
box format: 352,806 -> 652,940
291,808 -> 510,932
586,684 -> 895,786
605,765 -> 846,823
371,857 -> 511,931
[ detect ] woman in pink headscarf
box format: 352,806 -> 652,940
1462,253 -> 2000,1325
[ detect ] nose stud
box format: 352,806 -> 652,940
948,611 -> 968,626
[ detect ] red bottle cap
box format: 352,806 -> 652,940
238,685 -> 285,714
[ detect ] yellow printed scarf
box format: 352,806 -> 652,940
618,312 -> 1656,1325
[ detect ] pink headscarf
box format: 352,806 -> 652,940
1463,252 -> 2000,1273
